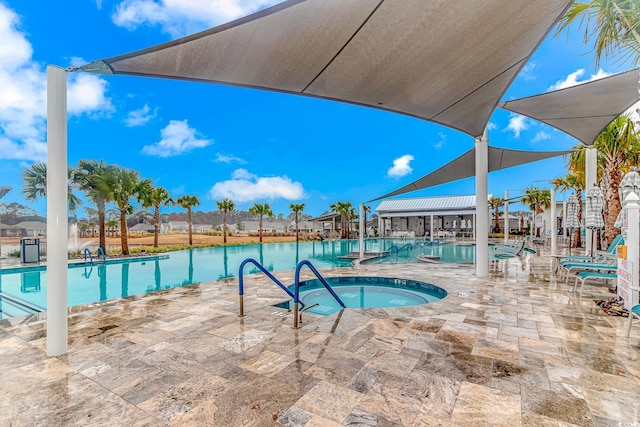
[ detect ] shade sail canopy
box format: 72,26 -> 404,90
500,68 -> 640,145
81,0 -> 572,137
369,146 -> 571,202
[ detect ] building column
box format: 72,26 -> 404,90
46,66 -> 68,356
430,214 -> 434,241
550,188 -> 557,252
585,147 -> 597,255
475,130 -> 489,277
503,190 -> 509,244
562,200 -> 567,241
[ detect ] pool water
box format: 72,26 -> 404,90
0,238 -> 462,318
289,276 -> 447,315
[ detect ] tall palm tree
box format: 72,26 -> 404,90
97,166 -> 148,255
594,115 -> 640,242
520,187 -> 551,237
21,161 -> 83,218
216,198 -> 235,244
488,197 -> 504,233
290,203 -> 305,242
330,201 -> 354,239
248,203 -> 273,243
139,185 -> 174,248
555,0 -> 640,67
362,205 -> 371,237
75,160 -> 113,253
176,195 -> 200,246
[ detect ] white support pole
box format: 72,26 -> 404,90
46,66 -> 68,356
378,215 -> 382,237
503,190 -> 509,244
623,194 -> 639,309
430,214 -> 434,241
585,146 -> 597,255
475,130 -> 489,277
550,188 -> 557,252
359,203 -> 365,259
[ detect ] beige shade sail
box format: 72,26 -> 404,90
369,146 -> 571,202
500,68 -> 640,145
80,0 -> 573,138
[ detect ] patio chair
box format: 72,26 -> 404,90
558,234 -> 623,264
573,271 -> 617,297
625,294 -> 640,337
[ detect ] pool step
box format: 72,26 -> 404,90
0,292 -> 44,318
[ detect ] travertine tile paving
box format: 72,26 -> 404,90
1,245 -> 640,426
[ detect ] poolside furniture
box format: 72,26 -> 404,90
550,235 -> 623,273
626,300 -> 640,337
573,271 -> 617,297
492,239 -> 526,258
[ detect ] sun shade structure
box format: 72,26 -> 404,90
500,68 -> 640,145
81,0 -> 573,138
369,146 -> 571,202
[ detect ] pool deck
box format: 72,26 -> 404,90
1,242 -> 639,426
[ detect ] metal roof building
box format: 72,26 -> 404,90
375,195 -> 489,239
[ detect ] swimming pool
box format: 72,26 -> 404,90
0,238 -> 463,319
286,276 -> 447,315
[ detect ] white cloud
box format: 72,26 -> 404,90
548,68 -> 611,91
215,152 -> 246,164
520,61 -> 537,81
387,154 -> 414,178
532,131 -> 551,143
0,5 -> 111,161
125,104 -> 157,127
210,169 -> 305,202
432,132 -> 446,150
142,119 -> 211,157
112,0 -> 283,37
505,114 -> 529,138
486,122 -> 498,131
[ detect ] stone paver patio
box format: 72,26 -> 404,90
1,243 -> 639,426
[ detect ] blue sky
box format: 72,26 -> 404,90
0,0 -> 638,219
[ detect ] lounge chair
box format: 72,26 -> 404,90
573,271 -> 617,297
626,302 -> 640,337
492,239 -> 525,258
558,235 -> 623,264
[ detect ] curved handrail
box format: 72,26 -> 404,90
293,260 -> 345,328
83,248 -> 93,262
388,243 -> 413,254
97,247 -> 107,261
238,258 -> 302,317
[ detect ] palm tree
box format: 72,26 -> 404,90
488,197 -> 504,233
97,166 -> 148,255
216,198 -> 235,244
176,195 -> 200,246
520,187 -> 551,237
75,160 -> 113,253
139,185 -> 174,248
555,0 -> 640,67
290,203 -> 305,242
21,161 -> 83,218
362,205 -> 371,237
593,115 -> 640,242
330,201 -> 354,239
248,203 -> 274,243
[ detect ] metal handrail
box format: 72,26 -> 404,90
83,248 -> 93,262
388,243 -> 413,254
293,260 -> 346,328
97,247 -> 107,261
238,258 -> 303,317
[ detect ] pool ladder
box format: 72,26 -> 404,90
83,247 -> 107,263
388,243 -> 414,254
238,258 -> 345,328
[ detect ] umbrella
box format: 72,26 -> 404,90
615,167 -> 640,228
565,194 -> 580,254
586,186 -> 604,254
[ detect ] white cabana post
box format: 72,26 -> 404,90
430,214 -> 434,242
359,203 -> 364,258
503,190 -> 509,244
550,188 -> 557,252
475,130 -> 489,277
585,147 -> 597,255
46,66 -> 68,356
562,200 -> 567,242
